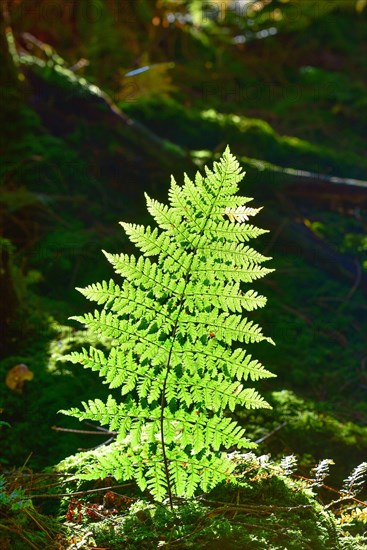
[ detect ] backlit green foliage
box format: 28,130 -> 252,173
60,147 -> 275,502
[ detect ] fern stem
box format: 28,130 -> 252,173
160,258 -> 196,508
159,159 -> 229,509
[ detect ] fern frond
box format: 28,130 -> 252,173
225,205 -> 263,223
146,459 -> 168,502
198,241 -> 271,265
280,455 -> 298,476
341,462 -> 367,496
310,459 -> 334,487
76,279 -> 122,306
61,146 -> 275,503
176,310 -> 273,345
183,346 -> 275,382
207,219 -> 269,242
185,282 -> 267,313
120,223 -> 170,256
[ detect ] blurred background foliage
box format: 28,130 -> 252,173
0,0 -> 366,496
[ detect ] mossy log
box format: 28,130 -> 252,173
20,60 -> 194,205
239,157 -> 367,210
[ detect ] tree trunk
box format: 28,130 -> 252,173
0,0 -> 24,143
0,0 -> 22,355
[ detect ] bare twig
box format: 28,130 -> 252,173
196,498 -> 312,514
255,422 -> 287,444
52,425 -> 117,436
27,483 -> 134,500
339,259 -> 362,307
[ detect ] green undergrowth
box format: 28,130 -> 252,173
2,436 -> 366,549
60,494 -> 337,549
305,211 -> 367,271
254,253 -> 367,409
235,390 -> 367,486
50,448 -> 366,549
0,476 -> 63,549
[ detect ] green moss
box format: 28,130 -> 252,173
0,320 -> 114,469
121,98 -> 367,178
54,451 -> 359,549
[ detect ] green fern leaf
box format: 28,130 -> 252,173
60,146 -> 275,504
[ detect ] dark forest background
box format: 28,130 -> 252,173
0,0 -> 366,547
